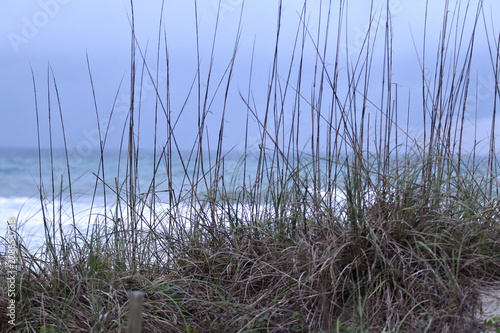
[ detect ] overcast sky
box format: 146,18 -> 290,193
1,0 -> 499,155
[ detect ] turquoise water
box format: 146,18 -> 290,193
3,146 -> 496,250
0,146 -> 252,247
0,147 -> 173,198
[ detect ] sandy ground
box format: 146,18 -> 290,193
477,285 -> 500,330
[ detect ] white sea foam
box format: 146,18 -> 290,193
0,196 -> 110,251
0,187 -> 354,253
0,194 -> 198,252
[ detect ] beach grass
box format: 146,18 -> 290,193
2,0 -> 500,332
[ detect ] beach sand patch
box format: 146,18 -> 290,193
477,285 -> 500,331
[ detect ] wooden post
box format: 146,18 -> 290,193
127,291 -> 144,333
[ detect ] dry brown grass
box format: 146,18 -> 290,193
2,0 -> 500,332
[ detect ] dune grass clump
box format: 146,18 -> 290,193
2,0 -> 500,332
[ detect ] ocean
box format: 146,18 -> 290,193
11,144 -> 477,251
0,146 -> 257,250
1,147 -> 114,249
